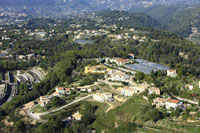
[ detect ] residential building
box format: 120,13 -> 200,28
133,35 -> 140,40
106,70 -> 131,83
153,97 -> 166,108
165,99 -> 183,109
118,87 -> 136,96
129,28 -> 135,32
185,84 -> 194,90
167,69 -> 177,77
55,87 -> 71,96
40,96 -> 50,107
148,87 -> 160,95
72,111 -> 82,121
93,93 -> 113,102
153,97 -> 183,109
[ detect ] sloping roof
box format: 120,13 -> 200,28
168,69 -> 176,72
117,59 -> 129,62
65,88 -> 71,92
166,99 -> 180,104
56,87 -> 64,90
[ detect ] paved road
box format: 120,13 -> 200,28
28,95 -> 92,121
104,63 -> 136,74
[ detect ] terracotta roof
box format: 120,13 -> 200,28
117,59 -> 129,62
56,87 -> 64,90
65,88 -> 71,92
166,99 -> 180,104
168,69 -> 176,72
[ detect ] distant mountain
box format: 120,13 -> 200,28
0,0 -> 89,6
0,0 -> 200,6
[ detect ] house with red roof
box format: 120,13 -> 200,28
153,97 -> 183,109
116,59 -> 129,66
167,69 -> 177,77
165,99 -> 183,109
54,87 -> 71,96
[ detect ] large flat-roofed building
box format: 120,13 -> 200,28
125,59 -> 169,74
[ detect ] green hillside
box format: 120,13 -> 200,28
95,10 -> 161,29
143,5 -> 200,37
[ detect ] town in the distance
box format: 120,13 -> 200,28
0,1 -> 200,133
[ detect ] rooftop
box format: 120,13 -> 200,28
117,59 -> 129,62
168,69 -> 176,72
166,99 -> 180,104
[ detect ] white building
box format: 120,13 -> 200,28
165,99 -> 183,109
106,70 -> 131,83
118,87 -> 136,96
148,87 -> 160,95
185,85 -> 194,90
167,69 -> 177,77
153,97 -> 183,109
93,93 -> 113,102
116,59 -> 129,66
54,87 -> 71,96
39,96 -> 50,107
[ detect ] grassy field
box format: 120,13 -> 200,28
32,104 -> 46,113
92,94 -> 200,133
93,94 -> 149,132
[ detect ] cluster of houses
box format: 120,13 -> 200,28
117,85 -> 158,97
73,29 -> 110,40
107,33 -> 147,41
39,85 -> 96,107
40,87 -> 72,107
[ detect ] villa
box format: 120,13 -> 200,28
106,70 -> 132,83
153,97 -> 183,109
148,87 -> 160,95
93,93 -> 113,102
167,69 -> 177,77
116,59 -> 129,66
54,87 -> 71,96
39,96 -> 50,107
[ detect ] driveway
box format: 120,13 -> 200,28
28,95 -> 92,121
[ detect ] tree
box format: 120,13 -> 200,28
135,72 -> 145,82
51,97 -> 64,107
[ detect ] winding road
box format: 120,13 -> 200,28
28,95 -> 92,121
